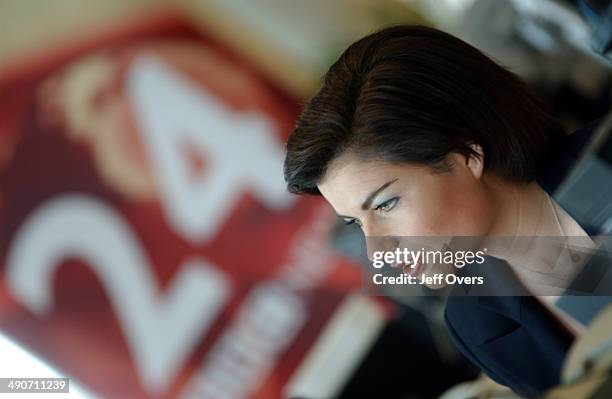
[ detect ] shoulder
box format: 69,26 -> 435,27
444,296 -> 522,347
444,295 -> 573,396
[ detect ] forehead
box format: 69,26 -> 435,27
317,153 -> 411,212
320,154 -> 392,189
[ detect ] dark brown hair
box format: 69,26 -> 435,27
283,25 -> 567,195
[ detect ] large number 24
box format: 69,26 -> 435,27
5,55 -> 291,394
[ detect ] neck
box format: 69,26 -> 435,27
479,176 -> 547,260
485,176 -> 546,237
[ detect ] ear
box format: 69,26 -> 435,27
466,144 -> 484,180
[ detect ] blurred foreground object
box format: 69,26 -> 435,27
438,373 -> 519,399
0,3 -> 395,398
542,304 -> 612,399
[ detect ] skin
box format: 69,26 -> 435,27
317,147 -> 554,287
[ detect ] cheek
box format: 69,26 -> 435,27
447,187 -> 493,236
405,179 -> 494,236
450,191 -> 494,235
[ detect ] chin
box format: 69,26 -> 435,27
422,262 -> 456,289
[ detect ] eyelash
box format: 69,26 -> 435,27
375,197 -> 399,213
342,197 -> 399,227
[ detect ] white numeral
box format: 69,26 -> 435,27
6,195 -> 231,394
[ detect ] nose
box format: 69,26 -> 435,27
365,235 -> 399,262
361,220 -> 398,261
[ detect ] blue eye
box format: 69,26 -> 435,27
375,197 -> 399,213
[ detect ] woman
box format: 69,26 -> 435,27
283,25 -> 595,397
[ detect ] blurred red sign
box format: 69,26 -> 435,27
0,15 -> 375,399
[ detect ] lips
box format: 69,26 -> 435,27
401,259 -> 424,277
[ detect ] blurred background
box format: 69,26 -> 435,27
1,1 -> 611,398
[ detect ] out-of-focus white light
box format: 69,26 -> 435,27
0,332 -> 98,398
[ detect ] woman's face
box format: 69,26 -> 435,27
317,150 -> 496,284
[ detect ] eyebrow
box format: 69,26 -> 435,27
360,178 -> 398,210
336,178 -> 399,220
